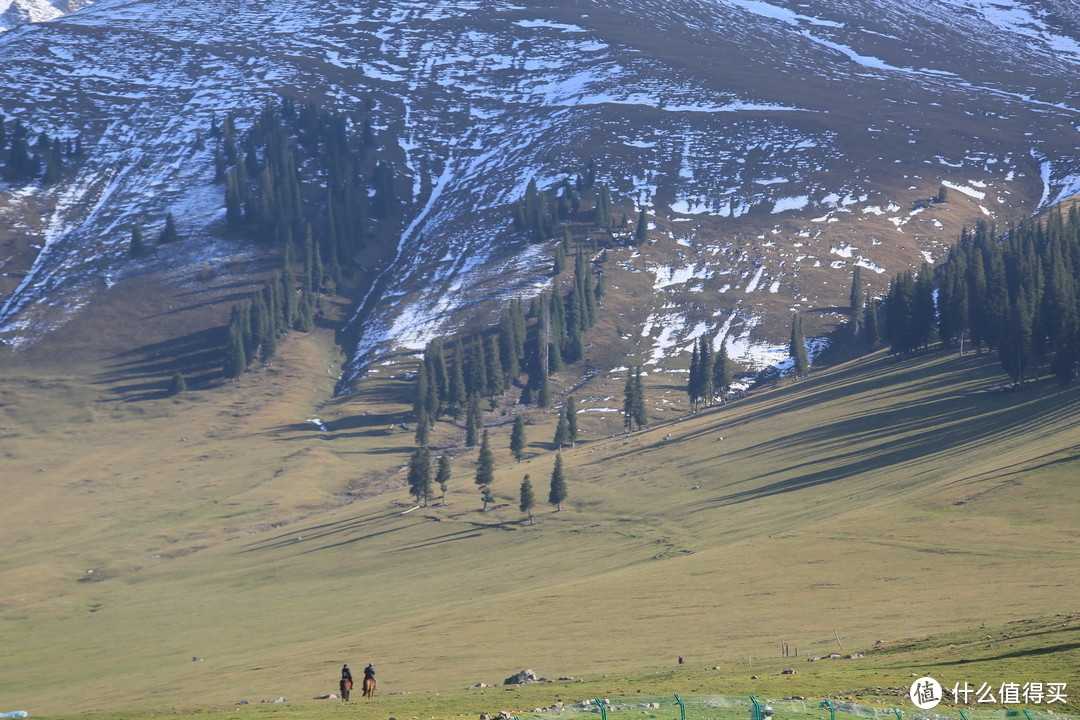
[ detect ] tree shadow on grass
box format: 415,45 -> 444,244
687,379 -> 1080,508
935,642 -> 1080,664
94,326 -> 226,401
235,508 -> 403,554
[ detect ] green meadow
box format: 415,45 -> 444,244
1,327 -> 1077,719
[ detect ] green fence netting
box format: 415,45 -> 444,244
519,695 -> 1077,720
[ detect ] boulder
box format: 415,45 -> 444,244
503,669 -> 538,685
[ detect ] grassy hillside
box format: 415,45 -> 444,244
1,313 -> 1077,716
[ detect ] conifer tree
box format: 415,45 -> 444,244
850,265 -> 863,338
790,313 -> 810,376
632,366 -> 648,429
548,453 -> 568,512
225,169 -> 244,230
158,212 -> 179,244
475,429 -> 495,511
223,315 -> 247,378
295,291 -> 314,332
565,395 -> 578,446
999,293 -> 1034,386
167,372 -> 187,395
510,415 -> 527,462
407,447 -> 432,507
536,366 -> 550,408
713,336 -> 733,403
43,140 -> 62,184
687,343 -> 702,410
698,336 -> 714,406
465,395 -> 481,447
553,407 -> 570,449
519,474 -> 535,525
635,208 -> 649,244
466,340 -> 488,398
484,334 -> 504,396
414,417 -> 430,447
435,453 -> 452,505
448,345 -> 467,419
623,366 -> 647,431
863,298 -> 880,348
130,221 -> 145,257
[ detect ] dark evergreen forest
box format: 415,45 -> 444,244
881,206 -> 1080,386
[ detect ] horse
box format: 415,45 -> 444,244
362,675 -> 376,699
339,677 -> 353,701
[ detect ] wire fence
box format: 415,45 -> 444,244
520,695 -> 1077,720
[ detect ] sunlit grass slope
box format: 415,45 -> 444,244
0,332 -> 1077,716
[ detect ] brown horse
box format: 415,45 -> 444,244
362,676 -> 376,699
339,677 -> 353,701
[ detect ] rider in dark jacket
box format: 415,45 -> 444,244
364,663 -> 375,680
342,665 -> 353,682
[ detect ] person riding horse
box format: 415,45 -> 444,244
339,664 -> 354,701
362,663 -> 376,698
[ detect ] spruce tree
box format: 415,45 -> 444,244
548,453 -> 568,512
713,337 -> 733,403
632,366 -> 648,429
435,453 -> 452,505
565,395 -> 578,446
687,343 -> 701,410
553,243 -> 566,275
130,221 -> 145,257
510,415 -> 527,462
448,347 -> 467,419
167,372 -> 187,395
223,317 -> 247,378
698,336 -> 714,406
850,265 -> 863,338
158,212 -> 179,243
465,395 -> 481,447
407,447 -> 432,507
623,366 -> 647,431
635,208 -> 649,244
863,298 -> 880,348
475,429 -> 495,511
43,141 -> 62,184
414,417 -> 430,447
519,474 -> 535,525
790,313 -> 810,377
553,408 -> 570,449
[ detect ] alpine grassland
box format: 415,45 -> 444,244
1,316 -> 1077,718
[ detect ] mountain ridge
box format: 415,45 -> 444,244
0,0 -> 1078,382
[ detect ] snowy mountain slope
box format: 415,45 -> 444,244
0,0 -> 1078,380
0,0 -> 91,30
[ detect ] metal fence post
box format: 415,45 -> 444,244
822,699 -> 836,720
675,694 -> 687,720
594,700 -> 608,720
892,709 -> 903,720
